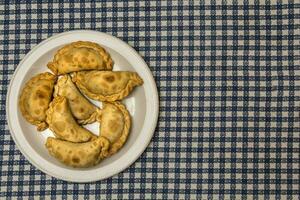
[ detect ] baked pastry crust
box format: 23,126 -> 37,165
54,75 -> 100,124
72,71 -> 143,101
47,41 -> 113,75
19,72 -> 57,131
46,136 -> 110,168
99,102 -> 131,155
46,96 -> 96,142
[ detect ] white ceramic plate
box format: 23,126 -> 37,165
6,30 -> 159,182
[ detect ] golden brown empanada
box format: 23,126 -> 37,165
54,75 -> 100,124
72,71 -> 143,101
47,41 -> 113,75
99,102 -> 131,155
46,96 -> 96,142
46,136 -> 110,168
19,72 -> 57,131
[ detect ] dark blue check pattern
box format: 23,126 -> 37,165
0,0 -> 299,199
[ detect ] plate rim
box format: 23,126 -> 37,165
6,30 -> 159,182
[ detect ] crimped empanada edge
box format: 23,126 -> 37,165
97,136 -> 111,160
45,96 -> 65,134
47,62 -> 58,75
69,41 -> 114,70
77,108 -> 102,125
47,41 -> 114,75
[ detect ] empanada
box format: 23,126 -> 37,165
54,75 -> 100,124
47,41 -> 113,75
19,72 -> 57,131
72,71 -> 143,101
46,136 -> 110,168
99,102 -> 131,155
46,96 -> 96,142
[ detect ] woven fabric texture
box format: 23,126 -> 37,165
0,1 -> 299,199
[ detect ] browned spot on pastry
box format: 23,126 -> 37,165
104,75 -> 115,82
64,54 -> 73,63
79,107 -> 84,113
72,98 -> 79,103
112,85 -> 117,90
70,129 -> 75,134
69,150 -> 72,154
91,58 -> 95,62
53,121 -> 66,132
72,156 -> 80,163
34,109 -> 41,115
74,57 -> 79,62
43,85 -> 51,91
36,90 -> 46,99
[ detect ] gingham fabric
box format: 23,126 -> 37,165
0,1 -> 299,199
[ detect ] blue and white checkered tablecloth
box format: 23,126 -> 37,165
0,1 -> 299,199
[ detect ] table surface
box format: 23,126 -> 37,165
0,1 -> 299,199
